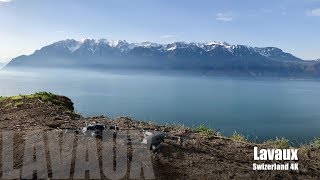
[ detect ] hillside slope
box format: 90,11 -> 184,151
0,93 -> 319,179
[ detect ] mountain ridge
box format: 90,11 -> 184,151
5,39 -> 320,77
18,39 -> 303,60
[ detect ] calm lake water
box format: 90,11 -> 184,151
0,69 -> 319,143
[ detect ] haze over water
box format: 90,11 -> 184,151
0,69 -> 319,144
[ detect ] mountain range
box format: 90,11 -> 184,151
5,39 -> 320,77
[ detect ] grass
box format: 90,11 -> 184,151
266,137 -> 290,149
231,131 -> 248,142
1,92 -> 56,102
309,138 -> 320,149
3,101 -> 24,108
0,96 -> 6,101
299,137 -> 320,151
0,92 -> 73,110
195,124 -> 217,136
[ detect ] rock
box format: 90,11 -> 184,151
54,117 -> 63,120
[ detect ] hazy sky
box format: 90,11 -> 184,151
0,0 -> 320,62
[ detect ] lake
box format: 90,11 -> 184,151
0,69 -> 319,144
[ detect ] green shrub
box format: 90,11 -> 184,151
195,124 -> 214,136
310,138 -> 320,149
268,137 -> 290,149
231,131 -> 248,142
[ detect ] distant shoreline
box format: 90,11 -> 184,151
3,66 -> 320,80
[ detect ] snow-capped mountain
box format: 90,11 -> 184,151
6,39 -> 319,77
254,47 -> 302,61
24,39 -> 302,60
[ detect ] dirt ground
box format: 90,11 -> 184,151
0,94 -> 319,179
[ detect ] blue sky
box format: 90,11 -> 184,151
0,0 -> 319,62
